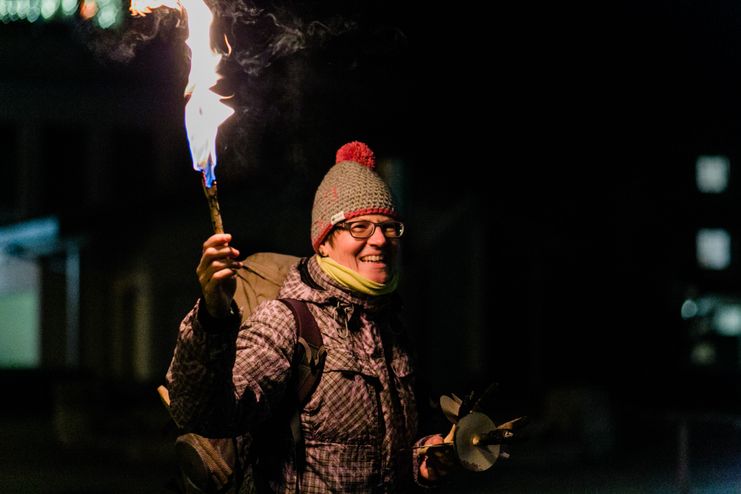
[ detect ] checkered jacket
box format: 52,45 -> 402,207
167,256 -> 424,493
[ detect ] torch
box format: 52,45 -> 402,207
201,176 -> 224,234
181,0 -> 234,235
130,0 -> 235,234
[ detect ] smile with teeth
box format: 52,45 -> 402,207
360,255 -> 385,263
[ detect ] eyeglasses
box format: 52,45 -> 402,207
336,220 -> 405,239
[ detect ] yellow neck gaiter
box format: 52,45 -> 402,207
316,254 -> 398,296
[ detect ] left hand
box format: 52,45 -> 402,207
419,434 -> 457,481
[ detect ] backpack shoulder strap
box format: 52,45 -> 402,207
278,298 -> 326,406
277,298 -> 326,480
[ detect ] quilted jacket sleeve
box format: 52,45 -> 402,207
165,298 -> 298,437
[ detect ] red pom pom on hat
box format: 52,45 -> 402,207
336,141 -> 375,169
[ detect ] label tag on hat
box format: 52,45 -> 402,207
330,212 -> 346,225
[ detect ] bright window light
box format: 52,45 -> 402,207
696,155 -> 730,193
94,0 -> 120,28
27,0 -> 40,22
0,217 -> 59,368
714,304 -> 741,337
3,0 -> 16,21
16,0 -> 29,20
1,0 -> 119,27
697,228 -> 731,270
60,0 -> 76,17
681,299 -> 699,319
0,255 -> 40,368
40,0 -> 58,19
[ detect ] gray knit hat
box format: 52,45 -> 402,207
311,141 -> 400,252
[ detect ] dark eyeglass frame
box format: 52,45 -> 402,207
335,220 -> 405,239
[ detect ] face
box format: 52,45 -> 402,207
320,214 -> 401,284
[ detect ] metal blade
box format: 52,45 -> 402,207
440,394 -> 462,423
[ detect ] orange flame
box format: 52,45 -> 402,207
129,0 -> 178,17
130,0 -> 234,188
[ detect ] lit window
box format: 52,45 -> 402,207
40,0 -> 58,19
94,0 -> 120,28
60,0 -> 76,17
714,304 -> 741,337
0,217 -> 59,368
16,0 -> 29,21
696,155 -> 730,193
0,254 -> 41,368
697,228 -> 731,270
681,299 -> 699,319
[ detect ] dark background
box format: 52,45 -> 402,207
2,0 -> 741,492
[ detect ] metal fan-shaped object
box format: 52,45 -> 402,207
440,393 -> 462,424
454,411 -> 501,471
419,384 -> 527,473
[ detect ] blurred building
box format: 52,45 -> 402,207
3,1 -> 741,493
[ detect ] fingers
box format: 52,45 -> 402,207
198,257 -> 242,292
428,445 -> 456,470
200,264 -> 239,318
198,234 -> 241,277
424,434 -> 444,446
420,448 -> 455,481
198,257 -> 241,281
419,435 -> 457,481
419,456 -> 436,481
200,234 -> 240,264
199,262 -> 239,292
196,233 -> 243,318
202,233 -> 234,250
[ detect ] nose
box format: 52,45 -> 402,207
367,224 -> 388,246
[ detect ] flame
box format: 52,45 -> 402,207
129,0 -> 178,17
130,0 -> 234,188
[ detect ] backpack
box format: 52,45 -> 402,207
157,252 -> 327,494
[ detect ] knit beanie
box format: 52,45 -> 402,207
311,141 -> 400,252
